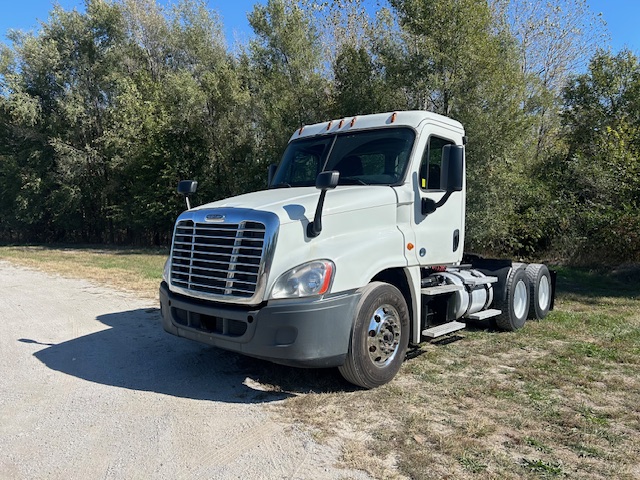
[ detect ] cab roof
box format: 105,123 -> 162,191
289,110 -> 465,142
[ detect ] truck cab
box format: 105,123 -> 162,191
159,111 -> 554,388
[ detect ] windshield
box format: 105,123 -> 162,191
271,127 -> 415,187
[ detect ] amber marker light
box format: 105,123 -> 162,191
407,243 -> 415,250
298,125 -> 305,135
319,262 -> 334,295
326,120 -> 333,130
391,112 -> 397,123
338,118 -> 345,128
350,116 -> 357,127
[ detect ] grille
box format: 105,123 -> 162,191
170,219 -> 266,300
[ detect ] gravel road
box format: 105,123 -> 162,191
0,262 -> 370,480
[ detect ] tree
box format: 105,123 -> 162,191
492,0 -> 607,160
332,44 -> 394,115
0,1 -> 127,242
0,0 -> 255,244
386,0 -> 533,253
247,0 -> 330,163
550,50 -> 640,262
300,0 -> 373,66
104,0 -> 255,243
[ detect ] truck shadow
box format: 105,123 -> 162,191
24,307 -> 353,404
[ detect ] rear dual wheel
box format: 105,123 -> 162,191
525,263 -> 552,320
495,266 -> 529,331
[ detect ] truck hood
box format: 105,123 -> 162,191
193,186 -> 398,225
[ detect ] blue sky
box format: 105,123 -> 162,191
0,0 -> 638,53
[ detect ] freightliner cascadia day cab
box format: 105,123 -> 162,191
159,111 -> 555,389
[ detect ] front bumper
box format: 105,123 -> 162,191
159,282 -> 359,368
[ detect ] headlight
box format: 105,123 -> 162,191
271,260 -> 335,299
162,258 -> 171,283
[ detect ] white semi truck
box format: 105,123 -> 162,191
159,111 -> 555,389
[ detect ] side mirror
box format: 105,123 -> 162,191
267,164 -> 278,187
177,180 -> 198,195
315,170 -> 340,190
307,171 -> 340,238
177,180 -> 198,210
441,145 -> 464,192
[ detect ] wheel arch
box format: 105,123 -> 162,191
371,267 -> 417,341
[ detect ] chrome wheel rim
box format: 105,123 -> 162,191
538,275 -> 550,311
367,304 -> 401,368
513,280 -> 528,319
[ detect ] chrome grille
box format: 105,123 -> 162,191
170,219 -> 266,300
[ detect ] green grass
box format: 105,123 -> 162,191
284,265 -> 640,479
1,246 -> 639,479
520,458 -> 564,477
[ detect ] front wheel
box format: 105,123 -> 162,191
339,282 -> 410,389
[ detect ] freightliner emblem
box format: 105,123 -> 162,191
205,213 -> 225,222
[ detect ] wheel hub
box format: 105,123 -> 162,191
538,275 -> 550,310
513,279 -> 528,319
367,304 -> 401,367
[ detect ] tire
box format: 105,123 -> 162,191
525,263 -> 552,320
339,282 -> 410,389
495,266 -> 530,331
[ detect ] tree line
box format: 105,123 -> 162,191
0,0 -> 638,263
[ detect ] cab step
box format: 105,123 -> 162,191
463,276 -> 498,287
422,321 -> 466,339
421,284 -> 464,296
464,308 -> 502,320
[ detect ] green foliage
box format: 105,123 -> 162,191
0,0 -> 637,264
389,0 -> 499,114
552,50 -> 640,262
332,45 -> 379,115
247,0 -> 329,162
0,0 -> 258,244
385,0 -> 533,255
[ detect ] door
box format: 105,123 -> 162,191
411,133 -> 466,266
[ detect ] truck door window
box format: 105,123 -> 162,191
420,136 -> 453,191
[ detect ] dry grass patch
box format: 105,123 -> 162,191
0,245 -> 166,298
278,266 -> 640,479
2,247 -> 638,478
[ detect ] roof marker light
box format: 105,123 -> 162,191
298,125 -> 305,135
350,116 -> 357,127
326,120 -> 333,131
391,112 -> 397,123
338,118 -> 345,128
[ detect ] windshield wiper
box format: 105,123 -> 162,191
339,177 -> 368,186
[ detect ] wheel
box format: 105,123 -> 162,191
525,264 -> 552,320
495,266 -> 530,331
339,282 -> 410,389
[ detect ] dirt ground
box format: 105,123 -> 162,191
0,261 -> 370,480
